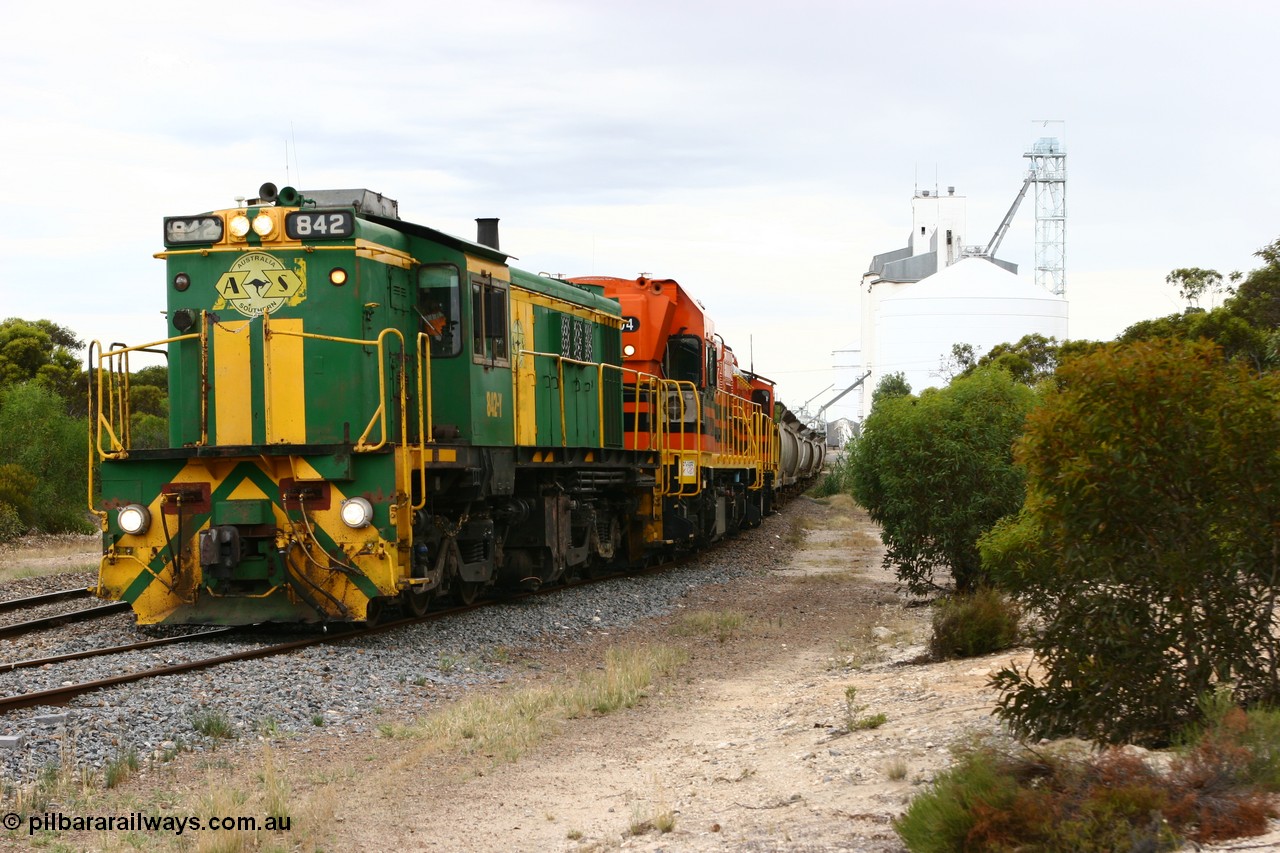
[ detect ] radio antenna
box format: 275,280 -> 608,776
290,121 -> 301,187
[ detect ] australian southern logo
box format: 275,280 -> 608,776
214,253 -> 306,317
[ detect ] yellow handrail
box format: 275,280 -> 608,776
89,332 -> 202,461
412,331 -> 436,512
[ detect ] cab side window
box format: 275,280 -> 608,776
470,271 -> 509,367
417,265 -> 462,358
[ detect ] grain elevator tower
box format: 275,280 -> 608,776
1027,126 -> 1067,296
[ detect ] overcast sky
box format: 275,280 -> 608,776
2,0 -> 1276,420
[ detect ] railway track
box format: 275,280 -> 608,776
0,551 -> 700,716
0,587 -> 130,641
0,586 -> 92,615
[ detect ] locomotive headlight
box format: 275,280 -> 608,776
229,214 -> 251,238
252,214 -> 275,237
623,345 -> 636,357
339,497 -> 374,529
117,504 -> 151,536
329,267 -> 348,286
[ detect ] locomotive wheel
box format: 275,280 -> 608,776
402,588 -> 430,618
364,597 -> 387,625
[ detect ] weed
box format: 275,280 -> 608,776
191,708 -> 236,740
928,587 -> 1021,660
783,514 -> 811,547
566,828 -> 584,840
197,779 -> 253,853
628,801 -> 676,835
311,714 -> 326,727
567,645 -> 688,716
103,747 -> 139,789
158,738 -> 187,762
885,757 -> 909,780
843,686 -> 887,731
438,654 -> 458,673
854,712 -> 887,730
260,745 -> 290,821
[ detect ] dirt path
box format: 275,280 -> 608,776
312,497 -> 1025,853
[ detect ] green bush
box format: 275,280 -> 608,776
894,738 -> 1273,852
0,383 -> 92,534
0,463 -> 37,531
1178,692 -> 1280,794
850,367 -> 1036,595
129,412 -> 168,449
893,744 -> 1021,853
928,588 -> 1021,661
986,339 -> 1280,746
0,502 -> 24,543
811,443 -> 854,498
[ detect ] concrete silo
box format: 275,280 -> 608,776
875,257 -> 1068,401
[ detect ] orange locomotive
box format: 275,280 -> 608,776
570,275 -> 785,544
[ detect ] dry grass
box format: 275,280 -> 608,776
791,567 -> 862,584
0,533 -> 99,582
628,779 -> 677,836
670,609 -> 746,643
783,513 -> 813,547
385,644 -> 689,769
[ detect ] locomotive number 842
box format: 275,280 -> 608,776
89,184 -> 825,626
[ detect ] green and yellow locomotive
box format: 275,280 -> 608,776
88,184 -> 799,626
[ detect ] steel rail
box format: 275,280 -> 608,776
0,602 -> 131,641
0,587 -> 91,615
0,629 -> 362,714
0,627 -> 237,673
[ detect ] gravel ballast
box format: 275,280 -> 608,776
0,513 -> 797,785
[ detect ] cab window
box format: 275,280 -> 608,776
417,265 -> 461,358
470,271 -> 509,367
664,334 -> 702,385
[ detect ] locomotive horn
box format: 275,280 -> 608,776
277,186 -> 301,206
258,182 -> 279,203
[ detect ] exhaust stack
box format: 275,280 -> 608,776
476,218 -> 500,250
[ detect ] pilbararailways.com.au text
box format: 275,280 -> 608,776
13,811 -> 292,836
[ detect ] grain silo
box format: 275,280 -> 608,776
875,257 -> 1068,403
849,143 -> 1070,419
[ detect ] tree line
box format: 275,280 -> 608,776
846,238 -> 1280,746
0,320 -> 168,541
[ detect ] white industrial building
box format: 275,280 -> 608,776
873,256 -> 1068,413
840,170 -> 1069,421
